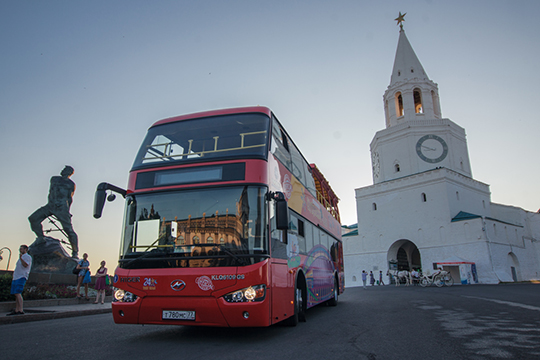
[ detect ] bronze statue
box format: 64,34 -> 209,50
28,166 -> 79,258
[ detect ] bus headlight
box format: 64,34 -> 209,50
223,285 -> 266,303
114,289 -> 138,303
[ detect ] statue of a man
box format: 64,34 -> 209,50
28,166 -> 79,258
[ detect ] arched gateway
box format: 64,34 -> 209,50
387,240 -> 421,271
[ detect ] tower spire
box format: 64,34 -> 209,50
383,13 -> 442,127
395,12 -> 406,31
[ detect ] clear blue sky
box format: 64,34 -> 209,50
1,1 -> 539,271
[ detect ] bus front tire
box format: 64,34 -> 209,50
285,280 -> 306,326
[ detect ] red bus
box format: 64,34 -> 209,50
94,106 -> 344,327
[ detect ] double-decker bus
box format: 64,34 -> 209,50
94,106 -> 344,327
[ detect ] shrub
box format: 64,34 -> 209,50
23,284 -> 78,300
0,273 -> 14,302
0,278 -> 113,302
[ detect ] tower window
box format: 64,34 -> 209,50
421,193 -> 427,202
456,191 -> 460,200
372,203 -> 377,211
395,164 -> 401,172
396,92 -> 404,117
431,90 -> 440,117
414,88 -> 423,114
385,100 -> 390,127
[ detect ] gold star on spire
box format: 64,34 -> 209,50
395,12 -> 406,30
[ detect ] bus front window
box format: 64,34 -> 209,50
119,186 -> 268,269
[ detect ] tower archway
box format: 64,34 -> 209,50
387,239 -> 421,271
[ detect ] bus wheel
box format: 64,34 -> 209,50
298,283 -> 306,322
285,281 -> 305,326
327,277 -> 338,307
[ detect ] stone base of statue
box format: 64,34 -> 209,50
28,236 -> 78,275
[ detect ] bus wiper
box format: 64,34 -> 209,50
218,246 -> 248,266
122,242 -> 167,267
122,251 -> 162,267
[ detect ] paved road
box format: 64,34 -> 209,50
2,283 -> 539,360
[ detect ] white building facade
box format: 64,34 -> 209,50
344,27 -> 540,286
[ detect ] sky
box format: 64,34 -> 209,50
1,0 -> 539,272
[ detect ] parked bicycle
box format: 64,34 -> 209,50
419,270 -> 454,287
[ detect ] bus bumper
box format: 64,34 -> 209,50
112,296 -> 271,327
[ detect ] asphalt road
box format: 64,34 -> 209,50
2,283 -> 539,360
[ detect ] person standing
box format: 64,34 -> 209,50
361,270 -> 368,289
369,271 -> 375,286
8,245 -> 32,315
76,253 -> 90,299
379,270 -> 385,286
93,260 -> 108,304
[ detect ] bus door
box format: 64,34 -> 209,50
270,225 -> 292,323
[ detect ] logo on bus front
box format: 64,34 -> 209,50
143,277 -> 158,290
170,280 -> 186,291
195,276 -> 214,291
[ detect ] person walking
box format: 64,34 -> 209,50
8,245 -> 32,315
379,270 -> 385,285
361,270 -> 368,289
369,271 -> 375,286
93,260 -> 108,304
76,253 -> 90,299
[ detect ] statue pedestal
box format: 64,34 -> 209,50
28,236 -> 78,275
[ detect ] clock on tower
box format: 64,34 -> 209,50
415,134 -> 448,163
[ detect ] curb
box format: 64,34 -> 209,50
0,296 -> 113,325
0,296 -> 113,312
0,307 -> 111,325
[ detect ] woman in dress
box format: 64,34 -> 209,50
94,260 -> 108,304
76,253 -> 90,299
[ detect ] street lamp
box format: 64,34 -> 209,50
0,247 -> 12,271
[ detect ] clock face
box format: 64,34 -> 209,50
372,152 -> 380,178
416,135 -> 448,163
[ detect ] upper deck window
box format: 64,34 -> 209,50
133,113 -> 270,169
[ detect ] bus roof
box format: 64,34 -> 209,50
151,106 -> 273,128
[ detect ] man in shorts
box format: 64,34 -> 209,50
8,245 -> 32,315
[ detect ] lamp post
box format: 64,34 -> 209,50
0,247 -> 12,271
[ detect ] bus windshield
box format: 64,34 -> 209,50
132,113 -> 270,169
119,186 -> 268,269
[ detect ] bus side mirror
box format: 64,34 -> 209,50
274,192 -> 289,230
93,182 -> 127,219
93,187 -> 107,219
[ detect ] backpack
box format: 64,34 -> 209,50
73,261 -> 81,275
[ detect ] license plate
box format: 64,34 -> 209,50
162,310 -> 196,320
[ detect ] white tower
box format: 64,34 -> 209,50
345,14 -> 540,287
371,24 -> 472,184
